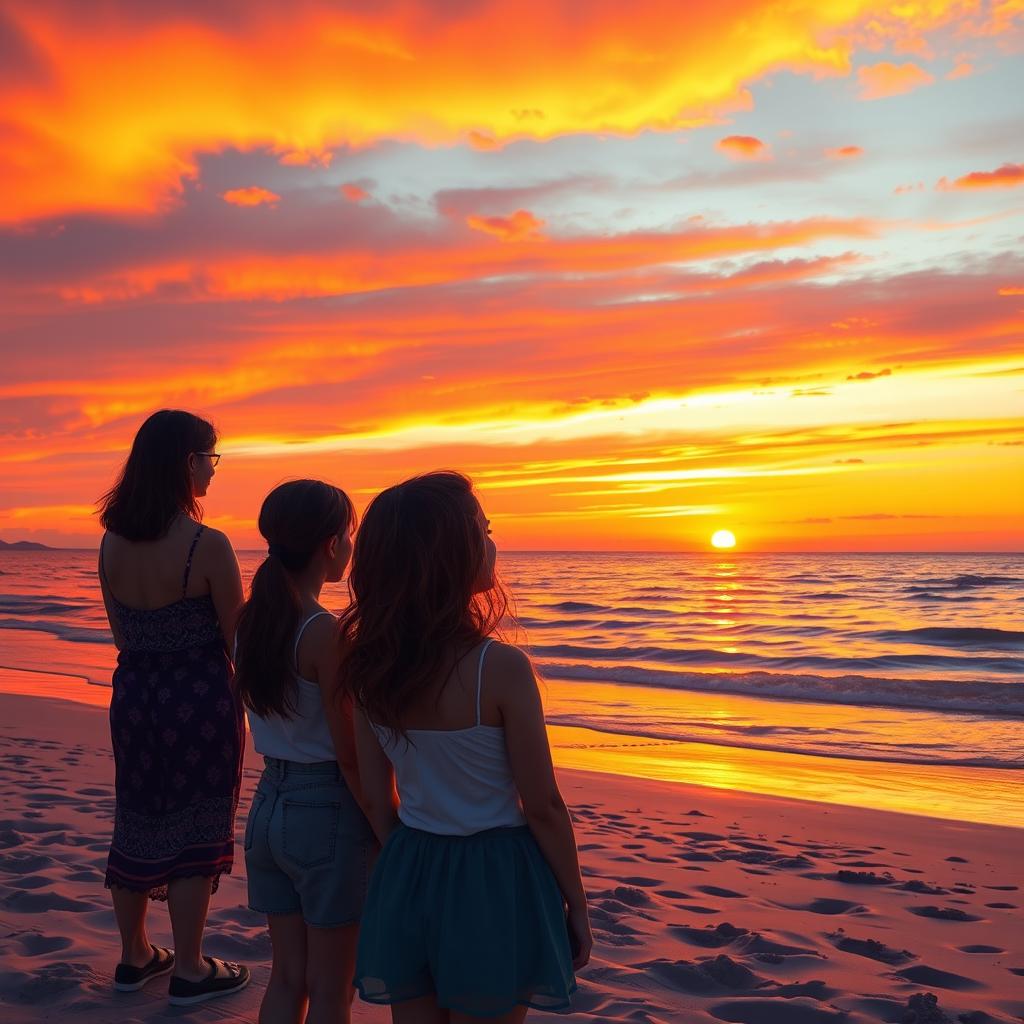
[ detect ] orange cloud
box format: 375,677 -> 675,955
221,186 -> 280,207
277,149 -> 333,167
2,1 -> 1008,223
998,286 -> 1024,295
939,163 -> 1024,190
717,135 -> 769,160
340,183 -> 370,202
22,216 -> 879,306
467,131 -> 501,151
826,145 -> 863,159
846,368 -> 892,380
466,209 -> 546,242
857,61 -> 934,100
946,61 -> 974,80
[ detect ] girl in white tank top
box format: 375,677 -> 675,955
235,480 -> 372,1024
340,471 -> 592,1022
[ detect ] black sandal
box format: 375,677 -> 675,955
168,956 -> 250,1006
113,945 -> 175,992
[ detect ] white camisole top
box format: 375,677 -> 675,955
372,639 -> 527,836
247,611 -> 337,764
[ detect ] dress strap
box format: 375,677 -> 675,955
475,638 -> 496,726
294,610 -> 334,668
182,525 -> 205,596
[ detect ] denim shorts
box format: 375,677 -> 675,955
245,757 -> 375,928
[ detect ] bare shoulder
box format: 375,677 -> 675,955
483,641 -> 538,703
304,610 -> 340,651
196,525 -> 236,564
198,524 -> 232,551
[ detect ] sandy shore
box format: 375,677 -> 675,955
0,688 -> 1021,1023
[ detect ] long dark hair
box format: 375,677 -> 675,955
338,471 -> 508,734
235,480 -> 355,720
98,410 -> 216,541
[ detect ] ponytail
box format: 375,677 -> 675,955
235,555 -> 305,719
234,480 -> 354,720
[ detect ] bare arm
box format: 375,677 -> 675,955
353,707 -> 400,845
204,529 -> 244,654
306,616 -> 365,809
96,539 -> 125,650
497,643 -> 593,968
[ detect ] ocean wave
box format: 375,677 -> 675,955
528,641 -> 1022,675
546,715 -> 1022,769
905,574 -> 1022,592
869,626 -> 1024,651
536,662 -> 1024,716
0,617 -> 112,645
0,597 -> 92,615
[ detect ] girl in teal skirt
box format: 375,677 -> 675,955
340,471 -> 592,1022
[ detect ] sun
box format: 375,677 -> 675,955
711,529 -> 737,549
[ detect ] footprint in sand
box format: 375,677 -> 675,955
907,905 -> 982,922
709,997 -> 846,1023
697,885 -> 746,899
984,902 -> 1016,909
17,933 -> 73,955
633,954 -> 769,994
607,885 -> 655,907
827,870 -> 893,886
12,874 -> 53,890
958,944 -> 1004,953
0,852 -> 55,874
828,933 -> 915,964
896,879 -> 948,894
15,962 -> 105,1004
894,964 -> 982,991
1,890 -> 97,913
1008,968 -> 1024,976
785,898 -> 867,916
670,922 -> 749,948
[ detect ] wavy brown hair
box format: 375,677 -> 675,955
98,410 -> 216,541
337,471 -> 509,734
236,480 -> 355,720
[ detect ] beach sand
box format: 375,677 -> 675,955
0,681 -> 1021,1023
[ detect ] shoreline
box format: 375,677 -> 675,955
3,662 -> 1021,828
1,689 -> 1021,1023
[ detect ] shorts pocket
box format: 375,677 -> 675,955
282,800 -> 339,868
244,792 -> 265,852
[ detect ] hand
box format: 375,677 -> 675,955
566,903 -> 593,970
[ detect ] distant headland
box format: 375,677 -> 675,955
0,539 -> 53,550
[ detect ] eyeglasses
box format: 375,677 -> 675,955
195,452 -> 221,466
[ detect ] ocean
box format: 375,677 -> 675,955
2,549 -> 1021,825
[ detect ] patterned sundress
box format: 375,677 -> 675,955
101,525 -> 244,900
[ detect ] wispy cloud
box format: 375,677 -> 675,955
857,62 -> 934,100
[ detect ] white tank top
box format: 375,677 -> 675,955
247,612 -> 337,764
372,639 -> 527,836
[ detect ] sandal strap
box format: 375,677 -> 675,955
205,955 -> 241,980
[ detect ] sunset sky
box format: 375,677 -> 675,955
1,0 -> 1022,551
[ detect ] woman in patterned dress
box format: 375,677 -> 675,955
97,409 -> 250,1005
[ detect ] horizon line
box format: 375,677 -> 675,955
2,544 -> 1021,556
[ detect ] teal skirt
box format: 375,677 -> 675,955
354,824 -> 576,1017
